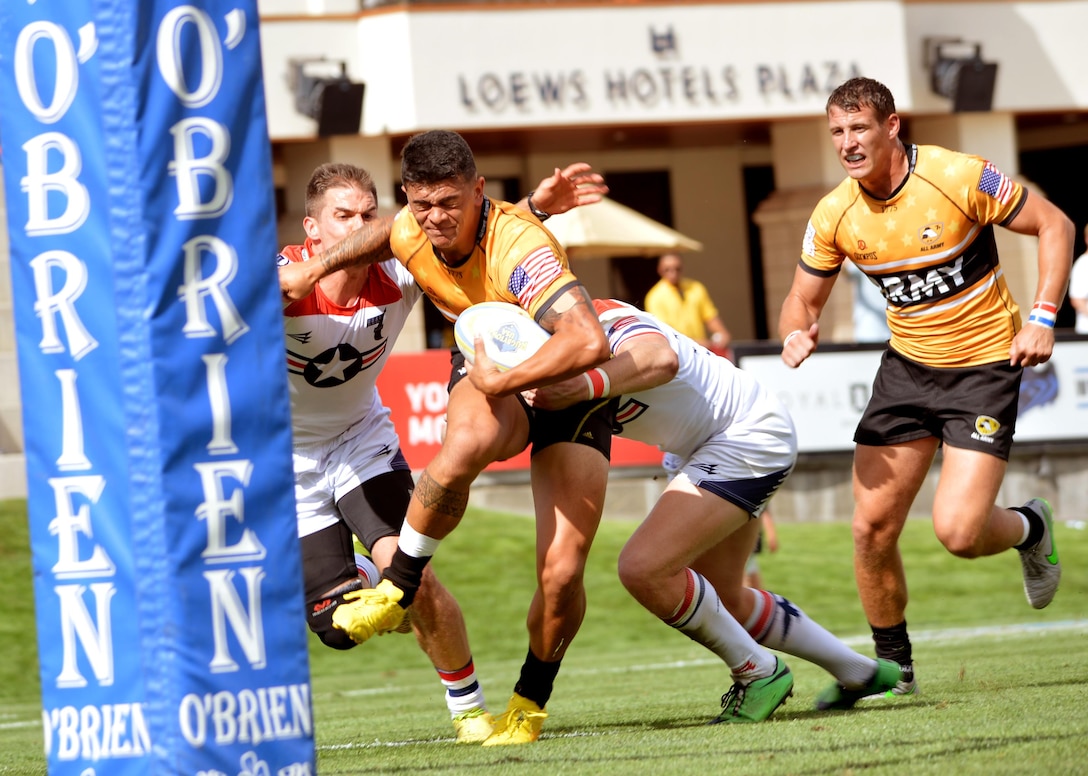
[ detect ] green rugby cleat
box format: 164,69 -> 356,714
710,658 -> 793,724
816,658 -> 908,710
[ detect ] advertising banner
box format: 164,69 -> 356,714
738,341 -> 1088,453
376,350 -> 663,471
0,1 -> 315,773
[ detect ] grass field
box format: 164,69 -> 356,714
1,496 -> 1087,774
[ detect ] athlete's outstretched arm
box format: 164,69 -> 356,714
519,163 -> 608,216
279,215 -> 395,301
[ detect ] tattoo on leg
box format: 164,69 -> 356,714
413,471 -> 469,517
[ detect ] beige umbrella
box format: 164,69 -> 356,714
543,196 -> 703,259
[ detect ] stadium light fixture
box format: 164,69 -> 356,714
288,57 -> 365,136
923,37 -> 999,113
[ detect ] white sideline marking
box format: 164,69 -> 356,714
319,619 -> 1088,750
333,619 -> 1088,700
321,729 -> 605,750
0,720 -> 38,730
513,619 -> 1088,680
842,619 -> 1088,648
2,620 -> 1084,740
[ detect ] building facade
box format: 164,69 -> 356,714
2,0 -> 1087,501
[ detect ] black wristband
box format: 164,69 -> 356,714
527,190 -> 551,221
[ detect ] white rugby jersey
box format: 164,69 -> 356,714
279,243 -> 423,445
595,300 -> 779,460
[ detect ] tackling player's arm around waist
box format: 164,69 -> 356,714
523,301 -> 678,411
466,285 -> 611,399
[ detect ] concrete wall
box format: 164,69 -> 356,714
471,448 -> 1088,525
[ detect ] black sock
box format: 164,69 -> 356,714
513,647 -> 562,709
871,621 -> 913,673
382,547 -> 429,608
1012,506 -> 1045,550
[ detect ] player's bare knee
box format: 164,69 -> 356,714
539,564 -> 586,610
852,512 -> 901,548
437,425 -> 503,476
935,526 -> 985,558
616,547 -> 656,596
306,577 -> 368,650
541,549 -> 588,589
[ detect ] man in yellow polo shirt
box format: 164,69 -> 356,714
644,252 -> 731,353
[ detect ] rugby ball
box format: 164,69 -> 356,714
454,301 -> 551,371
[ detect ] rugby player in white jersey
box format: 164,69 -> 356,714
524,300 -> 907,721
280,162 -> 606,742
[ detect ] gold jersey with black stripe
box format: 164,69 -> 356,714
389,197 -> 579,323
801,143 -> 1027,367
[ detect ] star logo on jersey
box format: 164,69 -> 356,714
287,340 -> 389,387
308,344 -> 362,385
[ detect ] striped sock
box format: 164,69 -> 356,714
745,588 -> 875,688
665,569 -> 776,681
437,658 -> 486,716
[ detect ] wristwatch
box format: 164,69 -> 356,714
526,191 -> 551,222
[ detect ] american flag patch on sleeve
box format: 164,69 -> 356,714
507,246 -> 565,306
977,162 -> 1014,205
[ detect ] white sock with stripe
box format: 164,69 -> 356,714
437,658 -> 486,716
664,569 -> 777,682
744,588 -> 876,688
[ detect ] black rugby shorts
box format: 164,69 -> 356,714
854,348 -> 1021,460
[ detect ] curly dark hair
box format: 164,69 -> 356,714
400,130 -> 477,186
826,77 -> 897,124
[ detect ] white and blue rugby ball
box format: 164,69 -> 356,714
454,301 -> 551,371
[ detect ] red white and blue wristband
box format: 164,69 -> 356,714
1027,301 -> 1057,329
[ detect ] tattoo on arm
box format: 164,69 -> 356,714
412,471 -> 469,518
318,217 -> 394,276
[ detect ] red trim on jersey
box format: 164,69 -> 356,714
281,240 -> 404,317
592,298 -> 628,315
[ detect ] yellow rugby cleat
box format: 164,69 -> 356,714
452,708 -> 494,743
330,579 -> 407,643
481,693 -> 547,746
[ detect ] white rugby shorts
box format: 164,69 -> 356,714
668,405 -> 796,517
293,412 -> 405,538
